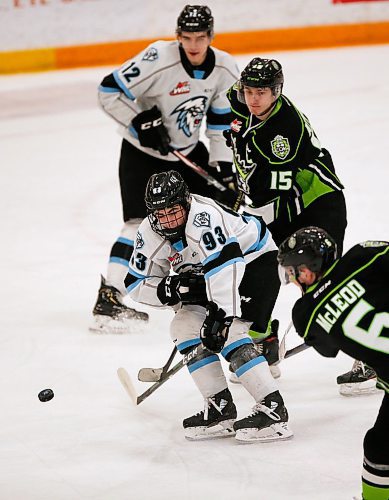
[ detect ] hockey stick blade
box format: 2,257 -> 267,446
138,346 -> 177,383
118,344 -> 205,406
283,342 -> 311,360
117,367 -> 138,405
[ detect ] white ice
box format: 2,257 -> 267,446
1,45 -> 388,500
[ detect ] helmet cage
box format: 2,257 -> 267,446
176,5 -> 214,35
145,170 -> 190,241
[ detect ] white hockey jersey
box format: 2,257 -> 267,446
125,194 -> 277,317
98,40 -> 239,165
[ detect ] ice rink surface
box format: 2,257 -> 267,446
1,44 -> 388,500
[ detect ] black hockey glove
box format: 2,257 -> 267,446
178,272 -> 207,304
157,275 -> 181,306
215,162 -> 236,189
223,129 -> 232,149
132,105 -> 171,156
200,302 -> 233,353
157,273 -> 207,306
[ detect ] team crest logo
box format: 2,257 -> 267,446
231,118 -> 242,133
193,211 -> 210,228
142,47 -> 158,62
171,96 -> 207,137
271,135 -> 290,159
170,81 -> 191,96
135,231 -> 145,249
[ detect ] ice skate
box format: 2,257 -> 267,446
90,276 -> 148,333
183,388 -> 237,441
234,391 -> 293,443
337,360 -> 379,396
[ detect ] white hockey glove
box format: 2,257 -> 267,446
200,302 -> 233,353
132,105 -> 171,156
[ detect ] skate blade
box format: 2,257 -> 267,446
235,422 -> 293,443
89,315 -> 148,334
339,379 -> 379,397
184,420 -> 236,441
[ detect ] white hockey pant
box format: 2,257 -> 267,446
170,305 -> 278,402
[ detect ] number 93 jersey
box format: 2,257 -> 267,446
292,241 -> 389,391
125,194 -> 277,318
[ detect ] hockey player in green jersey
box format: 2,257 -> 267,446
225,57 -> 377,393
277,227 -> 389,500
225,57 -> 347,252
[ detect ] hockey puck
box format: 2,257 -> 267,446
38,389 -> 54,402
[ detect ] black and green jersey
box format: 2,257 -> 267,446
292,242 -> 389,392
226,85 -> 344,216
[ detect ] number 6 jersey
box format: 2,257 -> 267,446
292,241 -> 389,392
124,194 -> 277,318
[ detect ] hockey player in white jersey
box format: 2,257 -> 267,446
91,5 -> 239,333
124,169 -> 293,442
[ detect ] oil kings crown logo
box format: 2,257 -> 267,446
172,96 -> 207,137
271,135 -> 290,160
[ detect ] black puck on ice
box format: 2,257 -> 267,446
38,389 -> 54,402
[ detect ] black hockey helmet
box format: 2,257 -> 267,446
237,57 -> 284,103
176,5 -> 214,35
145,170 -> 191,241
277,227 -> 338,285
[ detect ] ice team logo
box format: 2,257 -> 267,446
172,96 -> 207,137
271,135 -> 290,159
231,118 -> 242,133
169,81 -> 191,96
193,211 -> 210,228
142,47 -> 158,61
135,232 -> 145,249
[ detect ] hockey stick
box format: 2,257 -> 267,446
118,343 -> 204,406
170,148 -> 248,212
137,345 -> 178,382
170,148 -> 228,192
117,340 -> 310,406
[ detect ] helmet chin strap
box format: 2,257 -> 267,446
255,99 -> 277,118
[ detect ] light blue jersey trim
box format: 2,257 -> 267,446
98,84 -> 120,93
243,216 -> 269,255
128,125 -> 138,139
204,257 -> 244,280
125,278 -> 144,293
207,124 -> 231,131
113,71 -> 136,100
210,106 -> 231,114
193,70 -> 205,79
172,239 -> 185,252
235,355 -> 266,377
117,237 -> 134,246
188,354 -> 219,374
202,237 -> 238,267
